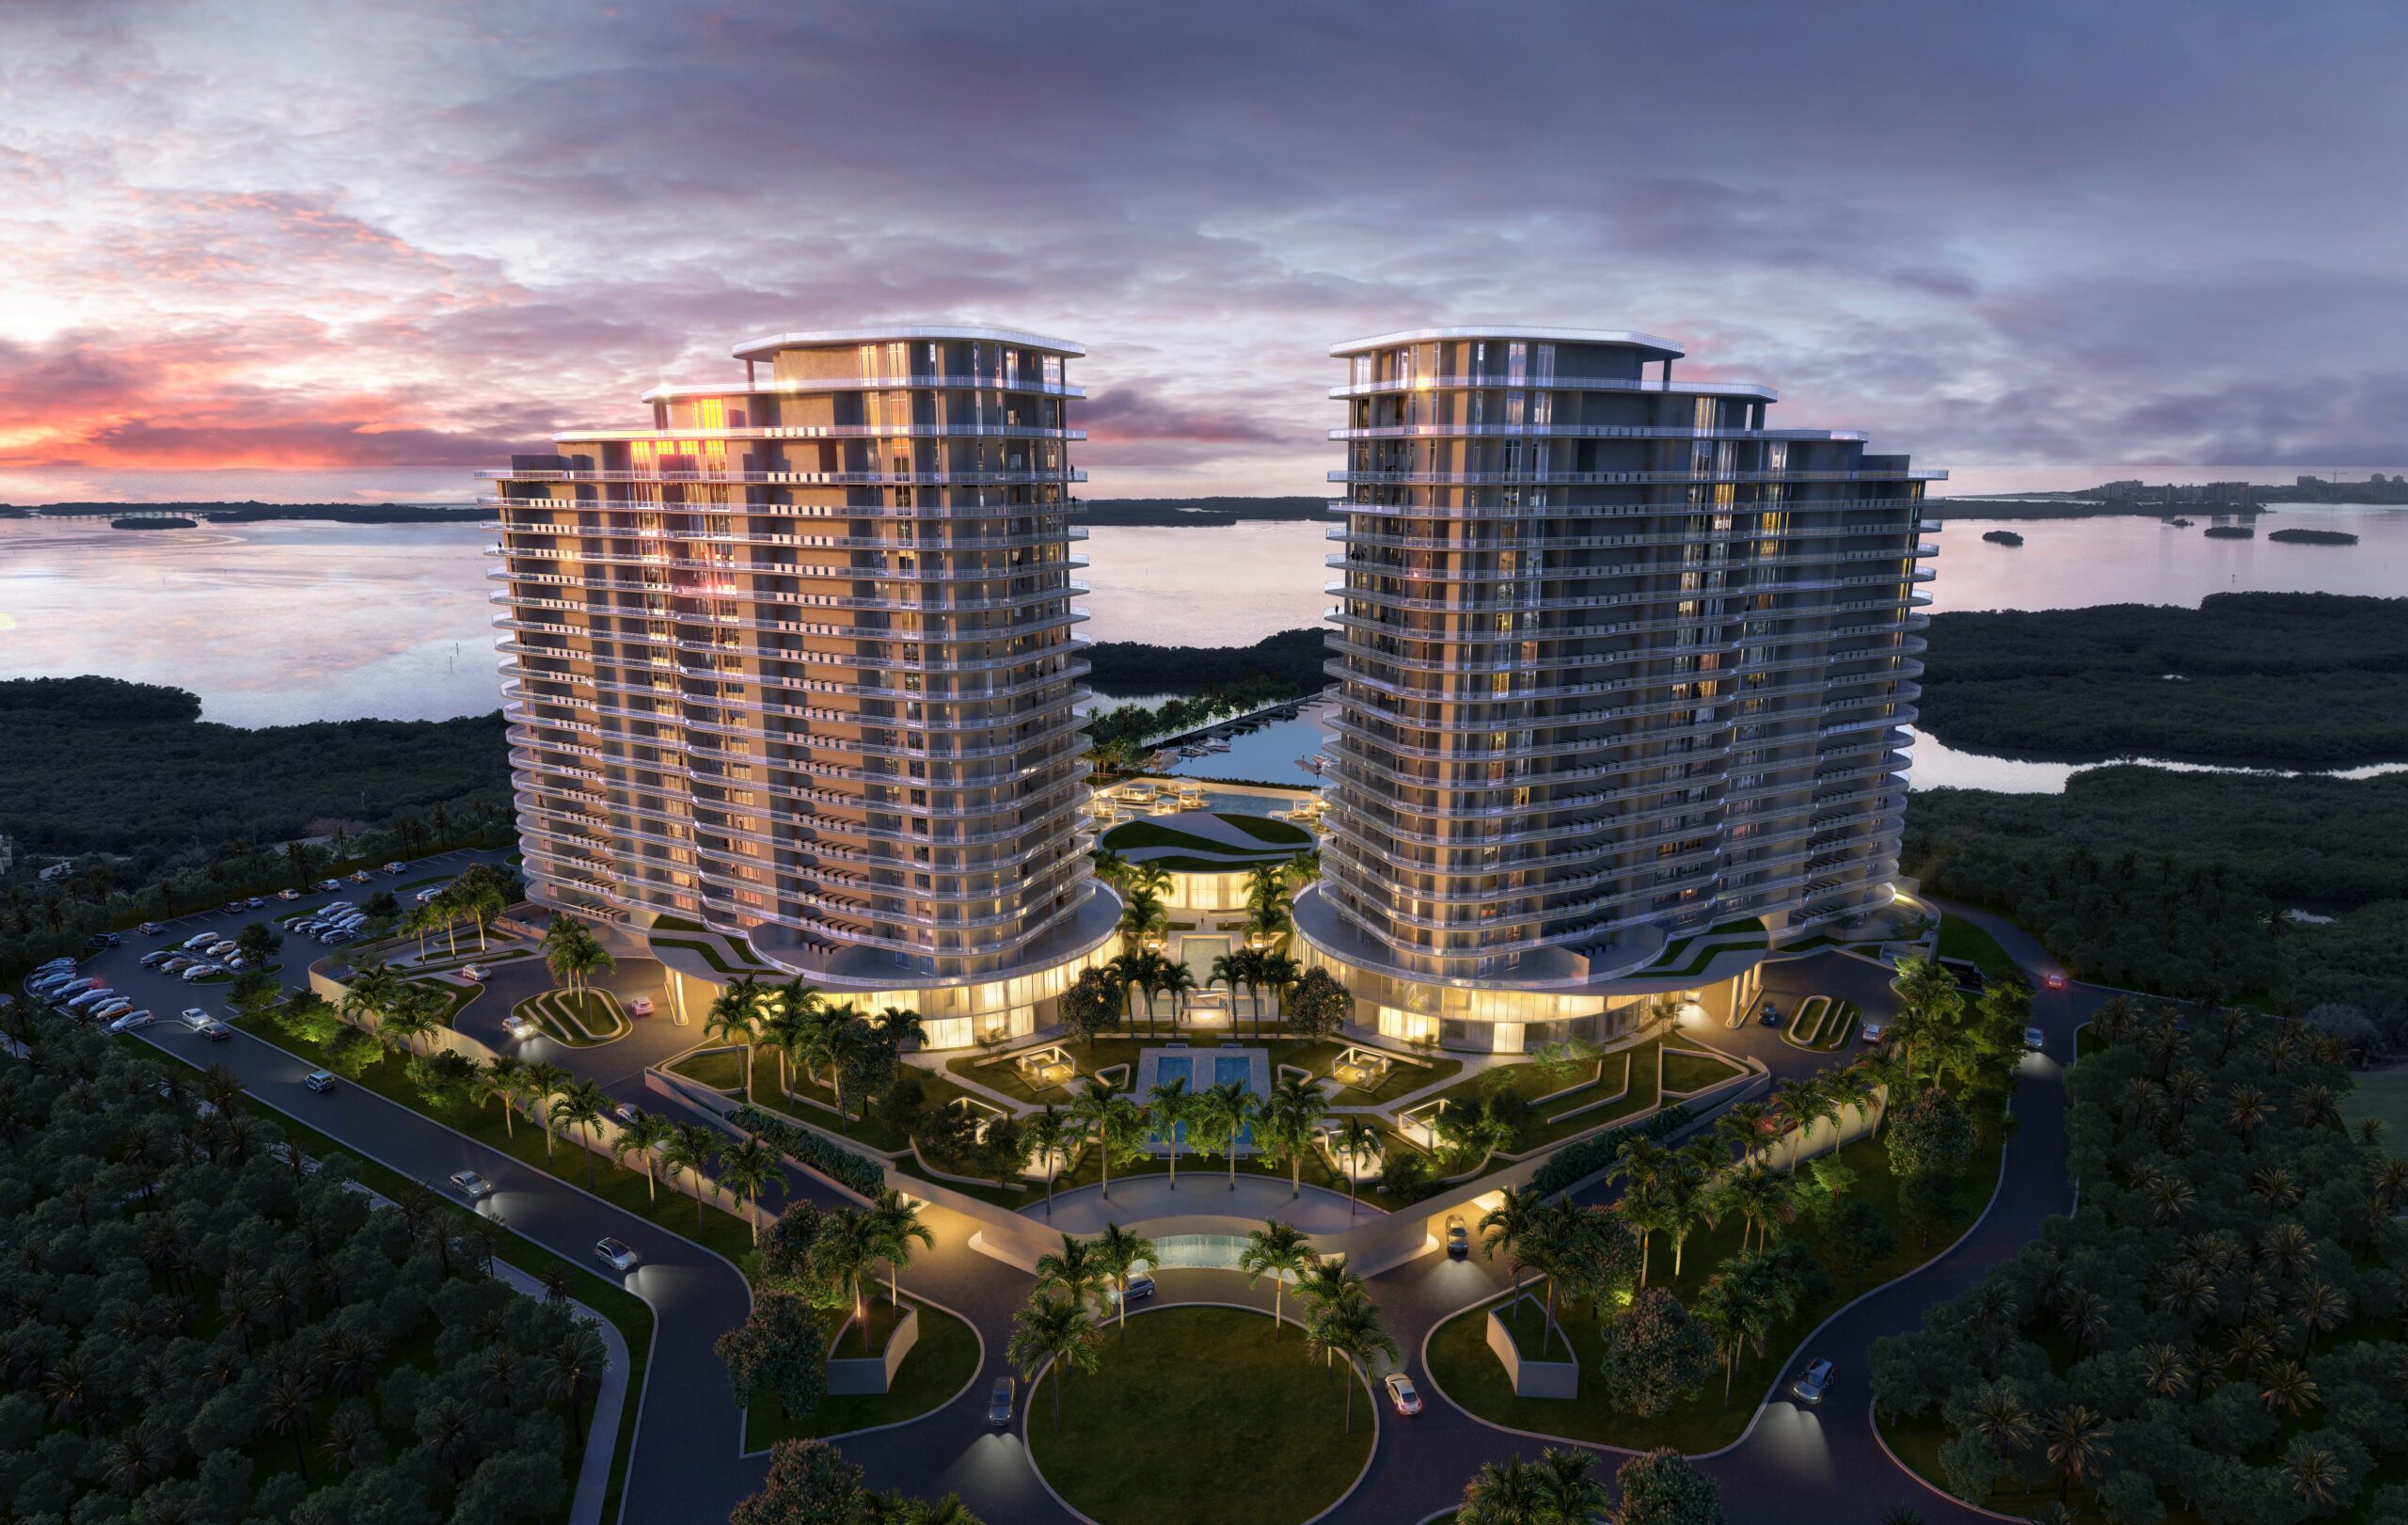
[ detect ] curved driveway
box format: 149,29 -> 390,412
83,877 -> 2091,1522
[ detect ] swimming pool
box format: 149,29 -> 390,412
1147,1052 -> 1260,1148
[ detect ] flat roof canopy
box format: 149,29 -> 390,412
1331,326 -> 1684,358
732,325 -> 1085,359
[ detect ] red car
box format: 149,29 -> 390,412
2043,973 -> 2067,992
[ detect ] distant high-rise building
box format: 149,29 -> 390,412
483,326 -> 1119,1047
1296,327 -> 1940,1053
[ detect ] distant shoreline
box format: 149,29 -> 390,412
3,501 -> 485,526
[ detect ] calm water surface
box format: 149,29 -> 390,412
4,503 -> 2400,769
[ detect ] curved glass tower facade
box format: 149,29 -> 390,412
483,326 -> 1118,1037
1295,327 -> 1940,1052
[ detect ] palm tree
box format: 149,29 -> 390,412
1459,1456 -> 1541,1525
1607,1136 -> 1671,1283
1033,1232 -> 1106,1311
482,1055 -> 528,1140
1480,1184 -> 1544,1301
1259,1072 -> 1330,1197
2282,1438 -> 2348,1509
1239,1220 -> 1314,1337
1531,1447 -> 1606,1525
868,1188 -> 935,1310
1972,1383 -> 2036,1471
1332,1117 -> 1380,1216
1256,949 -> 1300,1036
1026,1105 -> 1081,1218
816,1207 -> 883,1352
520,1061 -> 572,1158
548,1079 -> 610,1184
662,1122 -> 720,1228
2258,1359 -> 2320,1417
704,976 -> 767,1101
1158,961 -> 1198,1029
376,981 -> 445,1057
611,1108 -> 673,1200
1199,1080 -> 1255,1191
1091,1222 -> 1157,1333
1148,1072 -> 1192,1188
2044,1406 -> 2113,1504
1008,1295 -> 1101,1433
1305,1295 -> 1395,1435
1072,1077 -> 1145,1201
719,1137 -> 777,1245
1715,1098 -> 1775,1163
1208,951 -> 1244,1025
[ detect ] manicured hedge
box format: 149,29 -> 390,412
731,1105 -> 887,1198
1529,1102 -> 1694,1196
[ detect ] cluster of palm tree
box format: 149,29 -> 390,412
1102,947 -> 1197,1036
336,959 -> 453,1057
1234,1220 -> 1397,1433
399,875 -> 510,960
1204,945 -> 1301,1036
1474,1185 -> 1648,1359
788,1190 -> 936,1354
1092,855 -> 1173,948
538,915 -> 613,1003
1006,1221 -> 1157,1431
1019,1070 -> 1348,1211
703,975 -> 921,1127
1456,1447 -> 1608,1525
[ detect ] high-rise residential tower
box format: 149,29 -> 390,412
483,326 -> 1119,1047
1295,327 -> 1940,1053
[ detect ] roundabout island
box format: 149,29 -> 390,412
1024,1303 -> 1378,1525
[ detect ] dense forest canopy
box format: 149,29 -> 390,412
1917,594 -> 2408,765
0,677 -> 509,857
1085,627 -> 1328,696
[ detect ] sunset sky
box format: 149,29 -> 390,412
5,0 -> 2403,503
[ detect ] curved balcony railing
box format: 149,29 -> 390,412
1329,522 -> 1935,554
1328,423 -> 1865,443
641,374 -> 1085,400
490,495 -> 1082,522
482,509 -> 1088,551
478,467 -> 1085,486
555,423 -> 1085,444
1328,374 -> 1775,401
1330,468 -> 1945,487
1328,494 -> 1930,522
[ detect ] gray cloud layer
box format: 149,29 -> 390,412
1,0 -> 2401,499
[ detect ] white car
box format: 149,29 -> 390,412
501,1013 -> 539,1040
626,997 -> 654,1018
204,941 -> 238,958
277,889 -> 301,901
182,1009 -> 213,1030
67,989 -> 117,1010
416,887 -> 445,904
181,966 -> 217,982
594,1238 -> 639,1273
383,861 -> 407,875
459,965 -> 488,983
450,1170 -> 495,1200
106,1009 -> 156,1033
182,934 -> 216,951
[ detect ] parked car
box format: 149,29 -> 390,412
1792,1357 -> 1836,1406
220,902 -> 245,915
105,1009 -> 156,1033
140,951 -> 173,968
1859,1020 -> 1887,1044
198,1021 -> 232,1041
459,965 -> 488,983
205,941 -> 238,958
610,1103 -> 643,1127
89,1000 -> 133,1021
1445,1215 -> 1468,1260
30,974 -> 81,994
451,1170 -> 494,1200
594,1237 -> 639,1273
319,879 -> 345,892
1384,1373 -> 1423,1415
626,996 -> 654,1018
181,966 -> 218,982
416,887 -> 444,904
245,898 -> 265,910
277,888 -> 301,901
182,933 -> 217,950
182,1009 -> 214,1030
226,955 -> 252,972
160,958 -> 196,975
502,1013 -> 539,1040
137,921 -> 163,935
351,870 -> 372,883
2023,1026 -> 2047,1052
1758,1002 -> 1783,1027
2043,972 -> 2067,992
67,989 -> 116,1010
988,1376 -> 1016,1427
383,862 -> 407,875
35,958 -> 75,974
303,1072 -> 338,1093
1108,1274 -> 1156,1306
86,932 -> 121,949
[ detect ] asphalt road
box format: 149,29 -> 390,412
59,875 -> 2088,1524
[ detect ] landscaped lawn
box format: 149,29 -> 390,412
670,1046 -> 749,1091
744,1293 -> 981,1449
233,1017 -> 764,1268
1659,1046 -> 1748,1095
1419,1037 -> 1703,1156
1424,1104 -> 2008,1453
1939,914 -> 2021,985
1023,1305 -> 1375,1525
